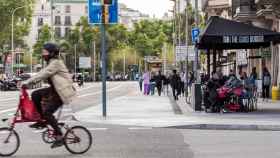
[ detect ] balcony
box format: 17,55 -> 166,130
255,0 -> 278,19
233,6 -> 257,21
232,0 -> 257,21
256,4 -> 273,18
202,0 -> 229,11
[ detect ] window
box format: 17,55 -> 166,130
85,6 -> 88,14
55,27 -> 61,38
54,16 -> 61,25
37,29 -> 41,40
65,5 -> 71,13
38,18 -> 43,26
65,16 -> 72,25
65,27 -> 71,37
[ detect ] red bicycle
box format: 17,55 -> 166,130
0,88 -> 92,156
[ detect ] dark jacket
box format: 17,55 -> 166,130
170,74 -> 181,89
155,74 -> 165,86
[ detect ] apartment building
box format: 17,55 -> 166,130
27,0 -> 88,48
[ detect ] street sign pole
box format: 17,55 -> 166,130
194,0 -> 199,82
101,6 -> 107,117
88,0 -> 118,118
101,24 -> 107,117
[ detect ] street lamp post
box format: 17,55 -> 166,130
11,5 -> 29,75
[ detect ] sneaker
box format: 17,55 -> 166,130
51,136 -> 64,149
29,122 -> 46,129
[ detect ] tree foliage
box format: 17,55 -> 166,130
0,0 -> 34,50
129,20 -> 172,57
33,25 -> 51,58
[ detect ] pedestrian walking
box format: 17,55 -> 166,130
142,71 -> 150,95
155,71 -> 164,96
149,73 -> 156,95
138,74 -> 143,92
188,71 -> 195,95
170,70 -> 181,100
163,73 -> 169,96
262,67 -> 271,101
249,67 -> 258,85
179,71 -> 186,97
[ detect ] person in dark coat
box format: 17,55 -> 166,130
170,70 -> 181,100
154,71 -> 165,96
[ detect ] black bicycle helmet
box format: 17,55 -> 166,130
43,43 -> 60,59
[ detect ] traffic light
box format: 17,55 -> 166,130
102,5 -> 109,24
103,0 -> 113,5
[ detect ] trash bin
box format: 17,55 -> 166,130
272,86 -> 279,101
191,83 -> 202,111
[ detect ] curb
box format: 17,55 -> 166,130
166,124 -> 280,131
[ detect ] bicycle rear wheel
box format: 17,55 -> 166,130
0,127 -> 20,156
64,126 -> 92,154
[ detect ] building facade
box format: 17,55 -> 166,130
27,0 -> 150,48
118,3 -> 149,30
27,0 -> 88,48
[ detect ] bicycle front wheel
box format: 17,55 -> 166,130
0,127 -> 20,156
42,129 -> 56,144
64,126 -> 92,154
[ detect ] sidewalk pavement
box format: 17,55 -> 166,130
75,83 -> 280,130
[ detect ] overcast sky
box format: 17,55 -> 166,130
118,0 -> 174,18
118,0 -> 202,18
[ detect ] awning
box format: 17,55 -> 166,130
198,16 -> 280,50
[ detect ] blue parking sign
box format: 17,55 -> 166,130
88,0 -> 118,24
191,28 -> 200,44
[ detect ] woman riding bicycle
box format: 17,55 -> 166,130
21,43 -> 76,148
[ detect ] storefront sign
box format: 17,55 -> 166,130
223,35 -> 264,43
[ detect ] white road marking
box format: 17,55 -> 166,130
7,113 -> 14,116
87,128 -> 108,131
0,108 -> 17,114
0,98 -> 18,102
32,129 -> 46,133
77,84 -> 100,92
128,127 -> 153,130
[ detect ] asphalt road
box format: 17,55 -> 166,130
1,82 -> 280,158
1,125 -> 280,158
0,81 -> 136,118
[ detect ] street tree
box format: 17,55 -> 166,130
33,25 -> 51,59
0,0 -> 34,49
